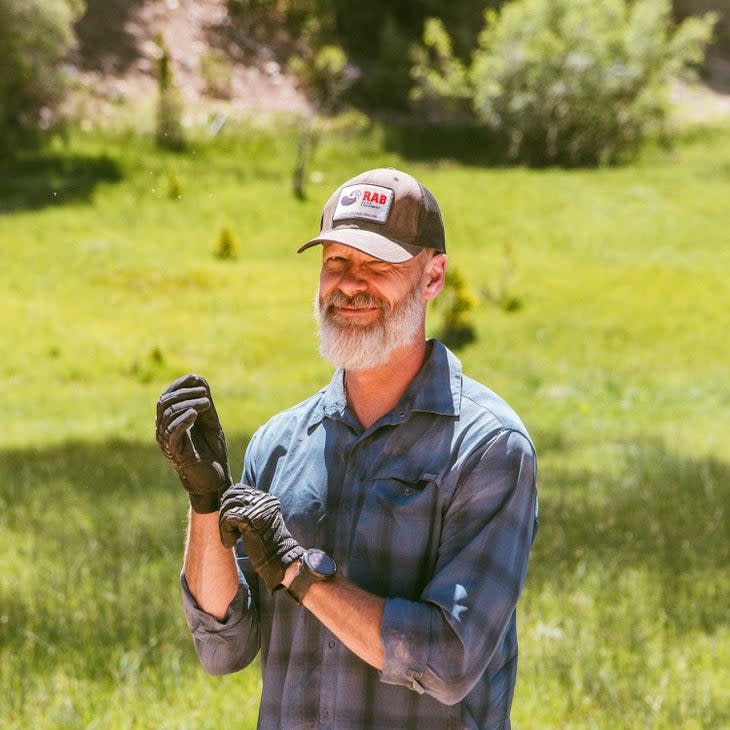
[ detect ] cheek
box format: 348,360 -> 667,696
318,275 -> 334,303
319,268 -> 341,291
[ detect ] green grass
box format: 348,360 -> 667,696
1,118 -> 729,728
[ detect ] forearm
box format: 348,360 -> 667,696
184,509 -> 238,620
282,564 -> 385,669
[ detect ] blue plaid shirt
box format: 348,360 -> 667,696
182,341 -> 538,729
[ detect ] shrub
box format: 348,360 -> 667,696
473,0 -> 717,165
412,0 -> 718,166
410,18 -> 472,122
480,242 -> 524,313
289,43 -> 355,113
166,171 -> 184,200
434,267 -> 478,350
213,225 -> 240,260
0,0 -> 85,154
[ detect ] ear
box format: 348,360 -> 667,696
423,253 -> 447,302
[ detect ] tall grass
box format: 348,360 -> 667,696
1,119 -> 728,727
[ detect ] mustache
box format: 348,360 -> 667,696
321,291 -> 387,312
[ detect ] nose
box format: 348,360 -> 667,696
336,267 -> 369,298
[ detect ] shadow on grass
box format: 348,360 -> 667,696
530,434 -> 729,632
381,120 -> 509,167
0,151 -> 123,213
0,435 -> 247,682
0,434 -> 727,680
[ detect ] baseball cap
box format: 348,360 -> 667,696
297,167 -> 446,263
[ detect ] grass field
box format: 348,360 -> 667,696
1,117 -> 729,728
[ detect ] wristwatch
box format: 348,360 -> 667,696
287,548 -> 337,603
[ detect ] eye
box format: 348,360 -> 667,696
323,255 -> 347,271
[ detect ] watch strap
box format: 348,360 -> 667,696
287,562 -> 320,604
287,549 -> 337,604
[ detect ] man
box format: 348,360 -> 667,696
156,168 -> 538,729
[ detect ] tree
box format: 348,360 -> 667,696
225,0 -> 499,111
0,0 -> 85,153
412,0 -> 718,166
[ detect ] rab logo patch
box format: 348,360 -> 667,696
333,184 -> 394,224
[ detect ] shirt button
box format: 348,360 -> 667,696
399,411 -> 406,419
328,640 -> 336,648
403,487 -> 413,496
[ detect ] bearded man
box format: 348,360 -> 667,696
156,168 -> 539,730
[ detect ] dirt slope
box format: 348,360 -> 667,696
69,0 -> 310,125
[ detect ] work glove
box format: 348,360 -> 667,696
155,373 -> 233,513
219,484 -> 304,592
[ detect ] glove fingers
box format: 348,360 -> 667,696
157,394 -> 210,426
157,386 -> 208,416
217,484 -> 303,593
191,417 -> 228,465
219,515 -> 242,548
217,507 -> 276,553
195,399 -> 223,432
220,483 -> 276,505
217,506 -> 254,530
161,374 -> 215,419
160,373 -> 211,397
219,487 -> 280,520
158,407 -> 198,456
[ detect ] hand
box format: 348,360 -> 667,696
219,484 -> 304,593
155,373 -> 233,513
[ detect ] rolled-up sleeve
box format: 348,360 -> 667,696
180,568 -> 261,676
380,428 -> 538,705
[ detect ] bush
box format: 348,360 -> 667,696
410,18 -> 472,122
0,0 -> 85,154
474,0 -> 717,165
412,0 -> 717,166
289,42 -> 355,113
213,225 -> 240,260
434,267 -> 478,350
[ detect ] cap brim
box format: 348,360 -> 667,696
297,228 -> 423,263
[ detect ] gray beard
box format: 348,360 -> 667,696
314,284 -> 424,371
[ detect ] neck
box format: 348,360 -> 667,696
344,338 -> 427,429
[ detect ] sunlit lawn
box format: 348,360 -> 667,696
1,118 -> 728,728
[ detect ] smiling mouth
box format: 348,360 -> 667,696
330,305 -> 380,323
325,302 -> 384,329
337,305 -> 378,314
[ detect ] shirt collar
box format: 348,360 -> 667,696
315,339 -> 462,428
322,369 -> 348,417
400,339 -> 462,417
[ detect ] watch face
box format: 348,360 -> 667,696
305,549 -> 337,578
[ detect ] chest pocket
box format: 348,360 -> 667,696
349,471 -> 443,599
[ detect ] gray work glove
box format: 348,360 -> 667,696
155,373 -> 233,514
219,484 -> 304,592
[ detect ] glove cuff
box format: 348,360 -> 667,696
188,491 -> 221,514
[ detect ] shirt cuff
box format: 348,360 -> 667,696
180,569 -> 251,640
380,597 -> 432,693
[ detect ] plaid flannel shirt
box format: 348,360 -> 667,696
181,340 -> 538,730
